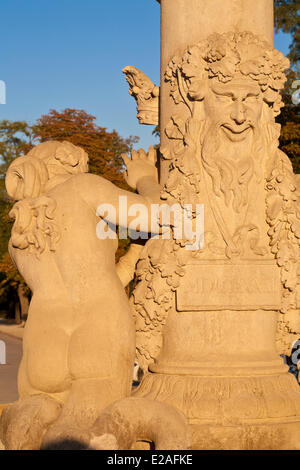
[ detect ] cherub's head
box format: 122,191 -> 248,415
5,141 -> 89,201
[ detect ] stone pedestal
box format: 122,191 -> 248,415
134,307 -> 300,449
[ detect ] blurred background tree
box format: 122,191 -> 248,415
274,0 -> 299,65
153,3 -> 300,171
274,0 -> 300,172
0,121 -> 34,322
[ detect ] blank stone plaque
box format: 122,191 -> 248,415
176,262 -> 281,311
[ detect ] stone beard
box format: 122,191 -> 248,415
199,77 -> 267,214
163,31 -> 290,216
200,118 -> 266,213
130,32 -> 300,430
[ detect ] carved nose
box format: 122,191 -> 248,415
230,102 -> 246,124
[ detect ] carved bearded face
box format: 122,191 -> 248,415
204,76 -> 263,143
200,75 -> 265,213
165,32 -> 289,214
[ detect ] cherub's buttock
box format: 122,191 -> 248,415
26,326 -> 71,393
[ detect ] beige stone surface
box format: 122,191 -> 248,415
176,262 -> 281,311
0,405 -> 7,416
130,1 -> 300,450
0,141 -> 162,449
89,397 -> 191,450
2,0 -> 300,451
159,0 -> 274,184
1,395 -> 62,450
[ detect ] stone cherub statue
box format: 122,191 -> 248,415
0,140 -> 163,449
2,30 -> 300,451
120,31 -> 300,450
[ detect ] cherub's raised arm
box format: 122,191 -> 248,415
74,173 -> 160,234
76,145 -> 164,234
121,146 -> 161,201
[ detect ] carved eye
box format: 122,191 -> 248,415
243,95 -> 258,103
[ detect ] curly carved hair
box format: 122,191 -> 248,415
5,141 -> 89,201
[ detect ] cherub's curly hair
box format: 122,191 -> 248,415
5,141 -> 88,201
6,141 -> 88,255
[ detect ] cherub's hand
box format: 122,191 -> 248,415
121,146 -> 158,190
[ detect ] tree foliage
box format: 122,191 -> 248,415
274,0 -> 300,66
33,108 -> 138,189
277,69 -> 300,172
274,1 -> 300,173
32,108 -> 138,260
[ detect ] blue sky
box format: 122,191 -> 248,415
0,0 -> 292,151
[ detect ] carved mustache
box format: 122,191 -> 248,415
220,120 -> 255,131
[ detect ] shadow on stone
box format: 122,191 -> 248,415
41,439 -> 89,450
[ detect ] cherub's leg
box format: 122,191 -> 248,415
41,300 -> 135,449
0,394 -> 62,450
41,377 -> 125,449
0,317 -> 71,450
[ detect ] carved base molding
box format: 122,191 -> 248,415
190,421 -> 300,450
133,371 -> 300,449
149,359 -> 287,377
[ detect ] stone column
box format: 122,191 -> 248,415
133,0 -> 300,450
158,0 -> 274,184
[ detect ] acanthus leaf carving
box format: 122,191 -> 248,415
132,237 -> 187,371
